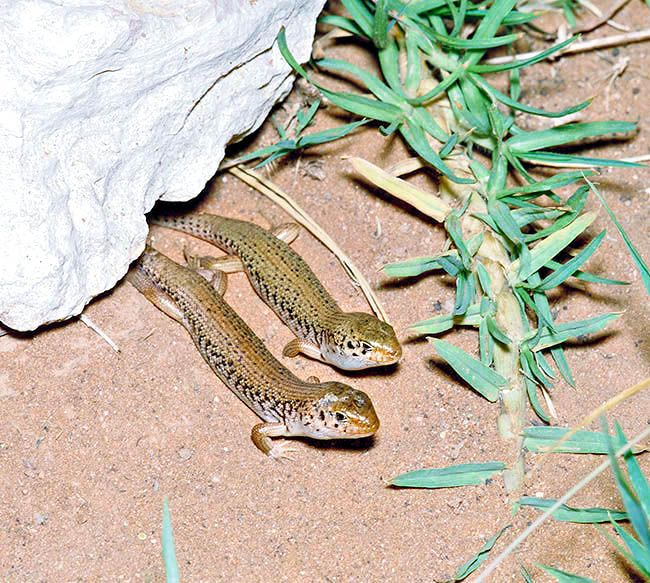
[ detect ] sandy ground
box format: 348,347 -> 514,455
2,2 -> 650,582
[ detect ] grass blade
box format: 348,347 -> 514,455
537,564 -> 595,582
383,254 -> 446,277
546,260 -> 629,286
391,462 -> 505,488
615,423 -> 650,522
410,304 -> 482,335
551,345 -> 575,387
162,499 -> 180,583
518,496 -> 627,523
605,421 -> 650,553
297,119 -> 368,147
507,122 -> 637,153
468,35 -> 578,73
586,177 -> 650,295
523,426 -> 634,454
524,312 -> 621,351
534,229 -> 607,291
432,339 -> 509,402
455,525 -> 510,581
496,171 -> 593,197
400,119 -> 474,184
516,150 -> 642,169
316,58 -> 403,105
509,212 -> 596,283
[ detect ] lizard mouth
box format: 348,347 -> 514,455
345,419 -> 380,437
369,346 -> 402,365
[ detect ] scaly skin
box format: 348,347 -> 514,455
150,213 -> 402,370
129,246 -> 379,459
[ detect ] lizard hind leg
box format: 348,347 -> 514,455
183,247 -> 231,295
183,246 -> 244,274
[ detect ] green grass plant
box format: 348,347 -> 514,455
274,0 -> 649,493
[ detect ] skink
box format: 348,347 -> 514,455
150,213 -> 402,370
129,245 -> 379,459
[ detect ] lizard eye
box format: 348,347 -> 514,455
335,412 -> 347,423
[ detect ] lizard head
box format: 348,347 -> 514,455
300,383 -> 380,440
322,312 -> 402,370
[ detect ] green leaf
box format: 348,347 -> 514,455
517,150 -> 642,169
615,423 -> 650,522
455,524 -> 511,581
479,315 -> 494,366
472,73 -> 590,119
507,121 -> 638,153
488,198 -> 523,243
432,339 -> 508,402
546,260 -> 629,286
277,29 -> 401,123
318,14 -> 366,37
586,177 -> 650,295
424,27 -> 521,50
446,213 -> 472,269
606,421 -> 650,553
410,304 -> 481,335
391,462 -> 505,488
316,58 -> 403,106
297,119 -> 368,147
523,346 -> 553,388
453,272 -> 475,316
383,254 -> 450,277
476,262 -> 492,297
341,0 -> 374,37
520,358 -> 549,423
509,212 -> 596,283
537,564 -> 595,583
496,171 -> 593,198
534,229 -> 606,291
404,28 -> 422,93
521,565 -> 533,583
400,119 -> 474,184
162,499 -> 180,583
512,206 -> 565,228
524,376 -> 550,423
518,496 -> 627,523
486,315 -> 510,344
524,312 -> 621,351
523,426 -> 633,454
551,345 -> 575,387
373,0 -> 389,49
295,99 -> 320,135
609,519 -> 650,576
468,35 -> 578,73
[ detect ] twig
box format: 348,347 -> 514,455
572,0 -> 631,34
79,314 -> 120,352
473,421 -> 650,583
621,154 -> 650,163
484,29 -> 650,65
228,165 -> 390,322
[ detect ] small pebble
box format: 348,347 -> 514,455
34,512 -> 49,525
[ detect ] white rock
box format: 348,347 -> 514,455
0,0 -> 325,331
